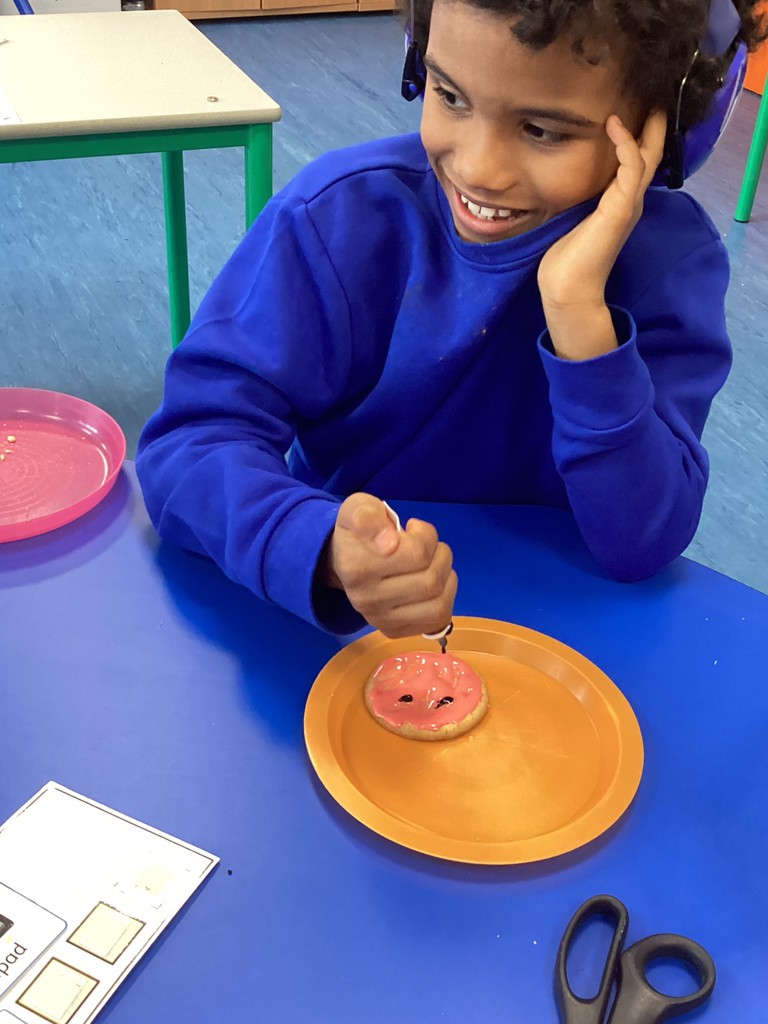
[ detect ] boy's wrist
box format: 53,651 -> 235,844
542,299 -> 618,361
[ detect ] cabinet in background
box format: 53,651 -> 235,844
154,0 -> 396,18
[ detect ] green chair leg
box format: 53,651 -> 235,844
735,83 -> 768,223
162,150 -> 191,347
244,123 -> 273,230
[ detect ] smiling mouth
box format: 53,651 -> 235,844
458,192 -> 520,221
442,176 -> 536,240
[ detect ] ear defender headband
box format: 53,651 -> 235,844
657,0 -> 747,186
402,0 -> 748,189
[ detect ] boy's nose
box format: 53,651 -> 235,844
452,126 -> 520,199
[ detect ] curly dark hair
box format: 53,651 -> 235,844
407,0 -> 767,129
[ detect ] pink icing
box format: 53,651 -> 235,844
368,652 -> 484,731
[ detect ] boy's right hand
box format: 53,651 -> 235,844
321,493 -> 457,639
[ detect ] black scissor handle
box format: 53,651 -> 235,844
610,933 -> 716,1024
555,895 -> 629,1024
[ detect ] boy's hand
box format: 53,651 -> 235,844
537,110 -> 667,361
321,493 -> 457,639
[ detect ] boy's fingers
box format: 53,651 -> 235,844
361,541 -> 454,609
638,109 -> 668,185
336,493 -> 400,556
607,110 -> 665,167
376,569 -> 459,639
607,112 -> 666,197
404,518 -> 440,564
639,109 -> 668,150
602,116 -> 647,208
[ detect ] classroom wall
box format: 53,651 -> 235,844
745,1 -> 768,94
746,43 -> 768,95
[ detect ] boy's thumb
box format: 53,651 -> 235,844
337,494 -> 400,556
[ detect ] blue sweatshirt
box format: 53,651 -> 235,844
137,133 -> 731,634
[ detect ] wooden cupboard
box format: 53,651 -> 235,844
154,0 -> 396,18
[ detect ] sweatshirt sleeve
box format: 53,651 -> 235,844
538,238 -> 732,581
136,195 -> 365,634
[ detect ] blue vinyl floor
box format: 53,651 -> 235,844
0,12 -> 766,593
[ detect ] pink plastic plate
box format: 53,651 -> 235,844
0,388 -> 126,543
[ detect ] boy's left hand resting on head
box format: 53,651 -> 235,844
537,111 -> 668,362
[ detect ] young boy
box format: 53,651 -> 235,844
136,0 -> 764,638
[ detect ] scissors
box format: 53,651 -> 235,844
555,895 -> 716,1024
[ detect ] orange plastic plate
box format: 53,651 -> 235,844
305,617 -> 644,864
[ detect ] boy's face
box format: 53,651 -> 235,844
421,0 -> 643,243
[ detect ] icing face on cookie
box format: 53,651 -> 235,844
368,652 -> 484,732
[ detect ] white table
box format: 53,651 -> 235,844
0,10 -> 281,344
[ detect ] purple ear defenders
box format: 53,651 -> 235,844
401,0 -> 748,188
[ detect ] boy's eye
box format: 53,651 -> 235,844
433,85 -> 468,111
524,123 -> 570,145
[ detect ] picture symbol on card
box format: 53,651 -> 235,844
68,905 -> 144,965
16,958 -> 98,1024
0,917 -> 13,940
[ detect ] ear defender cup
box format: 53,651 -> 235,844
402,38 -> 426,101
652,39 -> 747,188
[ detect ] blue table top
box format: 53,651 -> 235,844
1,464 -> 767,1023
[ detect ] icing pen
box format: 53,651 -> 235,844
382,501 -> 455,654
423,620 -> 453,655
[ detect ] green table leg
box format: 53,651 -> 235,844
162,149 -> 191,347
244,123 -> 273,230
735,85 -> 768,223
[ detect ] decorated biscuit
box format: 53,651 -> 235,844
365,652 -> 488,740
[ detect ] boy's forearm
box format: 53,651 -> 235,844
542,300 -> 618,361
538,305 -> 723,580
559,422 -> 705,579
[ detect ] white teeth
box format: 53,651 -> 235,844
459,193 -> 515,221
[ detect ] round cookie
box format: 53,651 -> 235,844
365,651 -> 488,741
